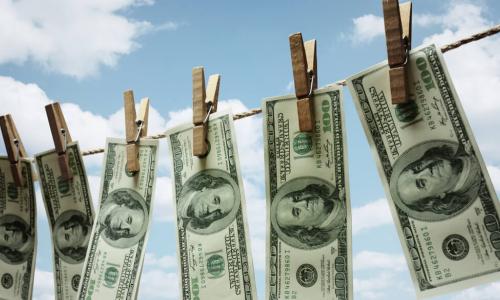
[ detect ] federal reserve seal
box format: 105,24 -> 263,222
1,273 -> 13,289
442,234 -> 469,261
296,264 -> 318,288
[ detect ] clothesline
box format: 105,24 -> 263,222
79,24 -> 500,157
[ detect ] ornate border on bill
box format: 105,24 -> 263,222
347,44 -> 500,298
263,86 -> 352,300
167,112 -> 257,300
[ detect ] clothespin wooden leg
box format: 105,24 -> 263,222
192,125 -> 208,156
383,0 -> 413,104
192,67 -> 208,157
290,33 -> 317,132
46,102 -> 73,180
124,90 -> 140,172
388,67 -> 409,104
296,98 -> 314,131
206,74 -> 220,113
9,162 -> 24,187
0,115 -> 28,187
138,98 -> 150,138
57,155 -> 72,180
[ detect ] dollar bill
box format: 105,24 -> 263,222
347,44 -> 500,298
77,138 -> 158,300
262,85 -> 352,300
35,142 -> 94,300
0,158 -> 36,300
167,112 -> 257,299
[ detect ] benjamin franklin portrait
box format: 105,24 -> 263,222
98,189 -> 148,248
0,215 -> 35,264
54,210 -> 92,264
390,140 -> 481,221
177,169 -> 241,235
271,177 -> 346,249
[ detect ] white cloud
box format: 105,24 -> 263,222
164,99 -> 264,182
133,0 -> 155,6
144,253 -> 177,270
349,14 -> 385,44
0,0 -> 160,78
353,251 -> 406,272
35,260 -> 180,300
162,100 -> 267,271
153,21 -> 182,32
87,175 -> 102,208
346,1 -> 500,164
244,178 -> 266,271
352,253 -> 413,300
354,271 -> 413,300
487,165 -> 500,192
33,269 -> 54,300
33,264 -> 179,300
138,269 -> 179,299
36,173 -> 175,224
352,198 -> 392,235
0,76 -> 265,231
453,282 -> 500,300
153,176 -> 175,222
142,252 -> 178,299
0,76 -> 169,170
419,4 -> 500,164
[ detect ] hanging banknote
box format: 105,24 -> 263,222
167,112 -> 257,299
0,158 -> 36,300
347,44 -> 500,298
35,142 -> 94,300
262,85 -> 352,300
77,138 -> 158,300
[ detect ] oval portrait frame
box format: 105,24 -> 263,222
178,169 -> 241,235
389,139 -> 479,221
53,210 -> 92,264
0,214 -> 34,264
99,188 -> 148,248
270,177 -> 346,250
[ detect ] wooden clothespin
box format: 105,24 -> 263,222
0,114 -> 28,186
383,0 -> 412,104
124,90 -> 150,173
192,66 -> 220,157
290,33 -> 317,132
46,102 -> 73,180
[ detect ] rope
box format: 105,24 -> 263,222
441,24 -> 500,53
78,24 -> 499,157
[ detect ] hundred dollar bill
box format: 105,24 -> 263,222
263,85 -> 352,300
77,138 -> 158,300
347,44 -> 500,298
167,112 -> 257,300
35,142 -> 94,300
0,158 -> 36,300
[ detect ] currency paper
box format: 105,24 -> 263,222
347,44 -> 500,298
167,112 -> 257,300
263,85 -> 352,300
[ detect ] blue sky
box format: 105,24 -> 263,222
0,0 -> 500,299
